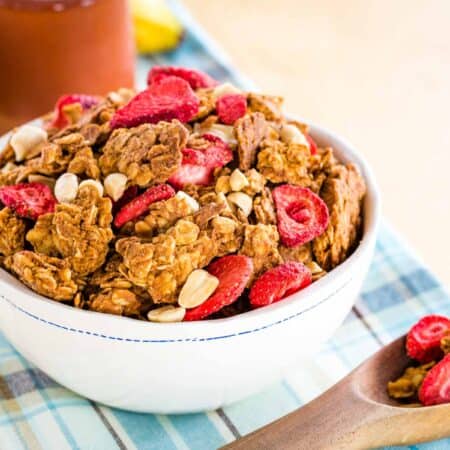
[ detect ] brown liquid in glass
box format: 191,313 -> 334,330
0,0 -> 135,132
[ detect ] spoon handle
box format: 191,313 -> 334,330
220,378 -> 386,450
221,335 -> 450,450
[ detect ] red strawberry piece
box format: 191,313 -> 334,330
170,136 -> 233,189
202,133 -> 224,145
406,315 -> 450,363
201,136 -> 233,168
181,148 -> 207,166
306,134 -> 318,155
50,94 -> 99,128
181,136 -> 234,168
204,145 -> 233,168
0,182 -> 56,220
184,255 -> 253,321
168,164 -> 213,190
419,354 -> 450,406
272,184 -> 329,247
113,184 -> 175,228
216,94 -> 247,125
249,262 -> 312,308
111,185 -> 139,215
110,77 -> 200,129
147,66 -> 219,90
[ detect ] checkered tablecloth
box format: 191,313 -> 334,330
1,2 -> 449,449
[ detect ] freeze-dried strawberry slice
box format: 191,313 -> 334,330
406,315 -> 450,363
202,134 -> 224,145
216,94 -> 247,125
110,77 -> 200,129
184,255 -> 253,321
181,139 -> 233,169
202,143 -> 233,167
113,184 -> 175,228
0,182 -> 56,220
147,66 -> 219,90
170,136 -> 233,189
181,148 -> 206,166
249,262 -> 312,307
419,354 -> 450,406
168,164 -> 213,190
50,94 -> 100,128
272,184 -> 329,247
306,134 -> 318,155
202,134 -> 234,167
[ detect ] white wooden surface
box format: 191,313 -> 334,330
185,0 -> 450,286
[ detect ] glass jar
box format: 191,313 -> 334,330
0,0 -> 135,132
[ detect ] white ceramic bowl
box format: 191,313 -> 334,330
0,122 -> 380,413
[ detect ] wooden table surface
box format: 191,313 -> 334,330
185,0 -> 450,287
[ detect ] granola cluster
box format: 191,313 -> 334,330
99,121 -> 186,187
0,67 -> 366,322
0,207 -> 26,256
5,251 -> 78,301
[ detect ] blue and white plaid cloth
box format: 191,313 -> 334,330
1,2 -> 449,449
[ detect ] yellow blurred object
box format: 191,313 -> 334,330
130,0 -> 184,54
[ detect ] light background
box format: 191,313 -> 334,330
184,0 -> 450,287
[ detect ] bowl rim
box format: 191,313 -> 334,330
0,119 -> 381,339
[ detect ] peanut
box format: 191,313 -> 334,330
178,269 -> 219,308
147,305 -> 186,323
229,169 -> 249,191
227,192 -> 253,217
175,190 -> 199,212
280,124 -> 309,147
104,173 -> 127,201
10,125 -> 47,162
54,173 -> 79,203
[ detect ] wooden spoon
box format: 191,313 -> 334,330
221,335 -> 450,450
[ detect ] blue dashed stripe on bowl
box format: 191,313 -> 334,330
0,279 -> 351,343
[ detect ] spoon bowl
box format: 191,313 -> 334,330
222,335 -> 450,450
354,335 -> 410,405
